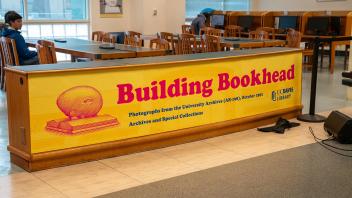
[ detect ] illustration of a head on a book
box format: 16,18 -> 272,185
46,86 -> 119,134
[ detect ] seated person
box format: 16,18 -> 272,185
2,11 -> 38,65
191,13 -> 206,35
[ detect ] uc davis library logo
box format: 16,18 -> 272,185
272,87 -> 294,102
46,86 -> 119,135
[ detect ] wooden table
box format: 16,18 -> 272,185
5,47 -> 303,171
26,38 -> 165,60
114,44 -> 166,57
240,33 -> 350,73
195,36 -> 285,49
220,37 -> 285,49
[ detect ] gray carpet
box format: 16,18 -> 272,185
96,142 -> 352,198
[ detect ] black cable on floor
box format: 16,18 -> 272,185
309,127 -> 352,151
322,139 -> 352,151
309,127 -> 352,157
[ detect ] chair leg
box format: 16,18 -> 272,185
0,68 -> 4,91
320,45 -> 324,68
344,45 -> 350,70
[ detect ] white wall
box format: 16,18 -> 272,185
251,0 -> 352,11
90,0 -> 185,34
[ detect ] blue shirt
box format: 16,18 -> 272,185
191,14 -> 206,35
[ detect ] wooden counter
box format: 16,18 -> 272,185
6,47 -> 303,171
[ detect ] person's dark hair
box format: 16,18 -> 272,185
4,11 -> 22,24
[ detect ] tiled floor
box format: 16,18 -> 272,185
0,56 -> 351,198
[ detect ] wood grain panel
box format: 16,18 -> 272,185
5,71 -> 31,154
9,106 -> 302,171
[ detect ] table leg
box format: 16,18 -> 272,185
330,42 -> 336,74
71,56 -> 76,62
345,45 -> 350,70
320,44 -> 324,68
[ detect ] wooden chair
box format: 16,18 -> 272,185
286,30 -> 301,48
200,27 -> 215,35
126,31 -> 142,39
249,30 -> 269,40
172,34 -> 181,55
0,43 -> 5,90
286,30 -> 313,67
178,33 -> 197,55
0,37 -> 19,90
0,37 -> 19,66
36,40 -> 57,64
92,31 -> 104,42
257,27 -> 275,39
225,25 -> 241,37
102,33 -> 116,43
202,34 -> 221,53
124,31 -> 142,47
124,35 -> 142,47
150,38 -> 170,50
159,32 -> 178,53
182,25 -> 194,34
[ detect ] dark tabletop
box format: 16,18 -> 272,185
26,38 -> 165,57
7,47 -> 301,74
195,36 -> 284,48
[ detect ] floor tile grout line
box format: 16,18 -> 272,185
31,173 -> 71,198
152,142 -> 253,172
98,152 -> 204,185
96,160 -> 146,185
202,135 -> 318,160
151,148 -> 204,171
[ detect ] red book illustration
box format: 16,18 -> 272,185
46,86 -> 119,134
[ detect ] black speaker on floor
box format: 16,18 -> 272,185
324,111 -> 352,144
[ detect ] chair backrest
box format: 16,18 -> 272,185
150,38 -> 170,50
0,37 -> 19,66
286,29 -> 302,48
249,30 -> 269,40
208,29 -> 223,37
0,41 -> 5,67
160,32 -> 173,41
225,25 -> 241,37
124,31 -> 143,47
92,31 -> 105,42
160,32 -> 179,52
0,42 -> 5,90
202,34 -> 221,53
179,33 -> 197,54
200,27 -> 215,35
127,31 -> 142,38
257,27 -> 275,39
102,33 -> 116,43
36,40 -> 57,64
172,35 -> 181,55
124,35 -> 142,47
182,25 -> 193,34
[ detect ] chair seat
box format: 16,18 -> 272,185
342,71 -> 352,79
342,79 -> 352,87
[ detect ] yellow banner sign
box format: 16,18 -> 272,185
28,52 -> 302,153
